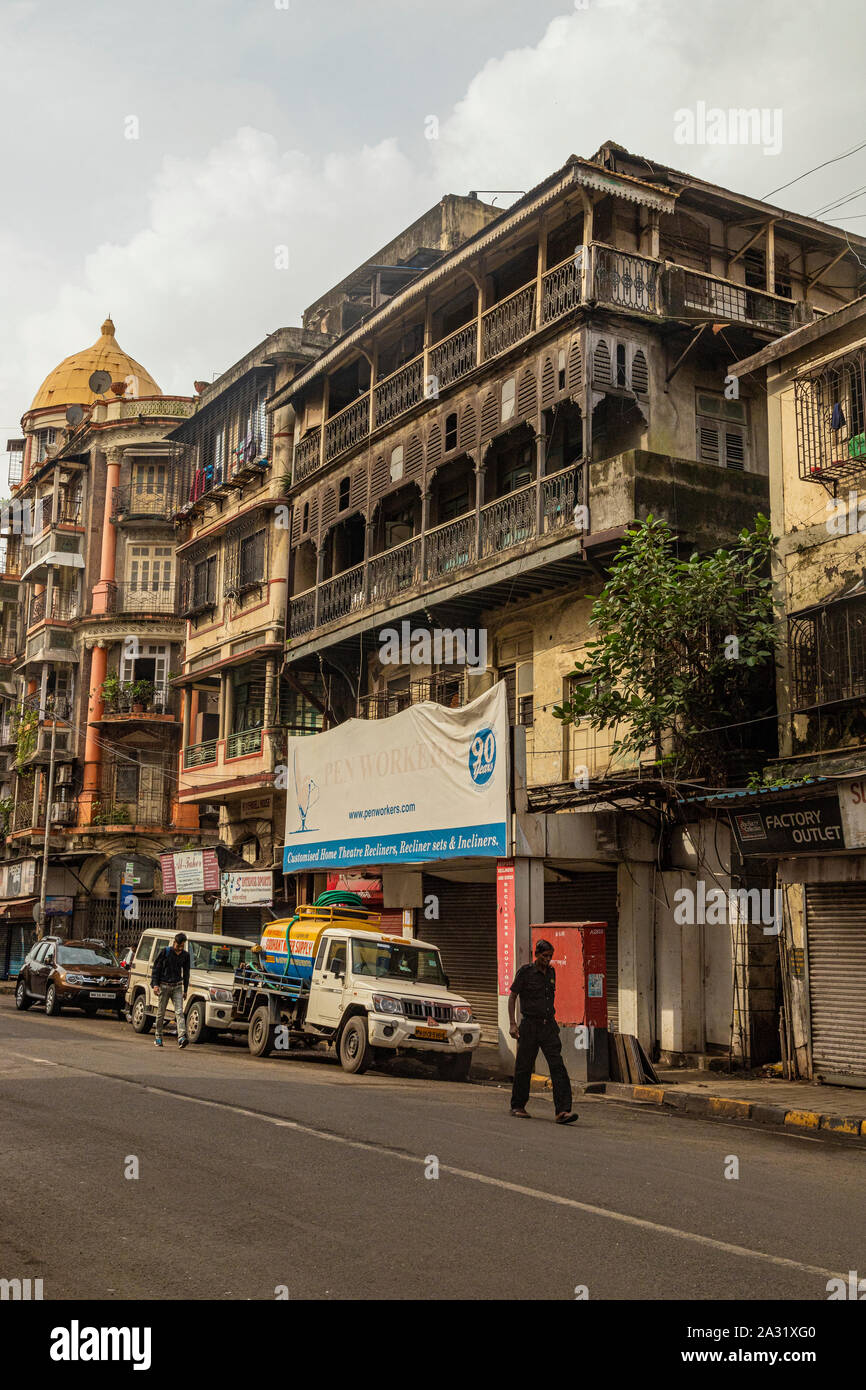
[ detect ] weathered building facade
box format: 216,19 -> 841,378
276,143 -> 865,1063
0,320 -> 206,964
731,296 -> 866,1085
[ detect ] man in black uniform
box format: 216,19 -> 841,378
508,938 -> 578,1123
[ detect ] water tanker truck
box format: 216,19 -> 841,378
232,891 -> 481,1078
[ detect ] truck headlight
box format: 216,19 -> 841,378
373,994 -> 404,1015
452,1005 -> 473,1023
208,987 -> 233,1003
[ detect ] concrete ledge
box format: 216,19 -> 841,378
750,1103 -> 791,1126
707,1096 -> 752,1120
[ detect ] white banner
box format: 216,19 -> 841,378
220,871 -> 273,906
283,683 -> 509,872
839,776 -> 866,849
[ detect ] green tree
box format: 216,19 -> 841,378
553,514 -> 777,783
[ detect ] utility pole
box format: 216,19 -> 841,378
37,703 -> 58,938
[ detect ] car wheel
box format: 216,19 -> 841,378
339,1016 -> 372,1074
435,1052 -> 473,1082
131,993 -> 153,1033
14,978 -> 32,1011
45,983 -> 62,1016
248,1005 -> 276,1058
185,999 -> 212,1045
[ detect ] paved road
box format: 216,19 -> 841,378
1,997 -> 864,1301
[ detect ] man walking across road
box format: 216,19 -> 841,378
152,932 -> 191,1049
508,939 -> 578,1124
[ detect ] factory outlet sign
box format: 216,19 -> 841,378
731,794 -> 845,857
838,776 -> 866,849
282,683 -> 509,873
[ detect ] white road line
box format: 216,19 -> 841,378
6,1048 -> 845,1282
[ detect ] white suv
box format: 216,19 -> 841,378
127,929 -> 252,1043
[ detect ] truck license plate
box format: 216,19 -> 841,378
415,1026 -> 447,1040
91,992 -> 115,999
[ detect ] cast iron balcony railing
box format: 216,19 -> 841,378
288,588 -> 316,638
425,513 -> 475,581
480,481 -> 536,557
429,323 -> 477,391
91,793 -> 171,827
184,739 -> 218,768
29,592 -> 79,625
374,355 -> 425,428
112,486 -> 173,521
226,727 -> 264,759
795,345 -> 866,492
319,563 -> 365,625
369,536 -> 420,602
592,244 -> 660,315
113,581 -> 178,614
323,396 -> 369,465
481,283 -> 537,362
410,673 -> 466,708
542,252 -> 583,324
294,430 -> 322,483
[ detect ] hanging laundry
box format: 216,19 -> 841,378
831,402 -> 846,432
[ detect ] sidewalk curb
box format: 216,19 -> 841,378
603,1081 -> 866,1139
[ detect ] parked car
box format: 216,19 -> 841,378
127,929 -> 252,1043
15,937 -> 128,1017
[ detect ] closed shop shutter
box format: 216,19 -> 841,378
421,876 -> 498,1042
222,906 -> 266,941
87,897 -> 176,954
806,884 -> 866,1084
543,874 -> 619,1031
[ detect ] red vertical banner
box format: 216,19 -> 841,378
496,859 -> 516,994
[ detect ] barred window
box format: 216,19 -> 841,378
240,529 -> 266,587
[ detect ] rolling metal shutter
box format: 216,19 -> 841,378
543,874 -> 619,1031
806,884 -> 866,1084
420,876 -> 498,1042
221,906 -> 266,941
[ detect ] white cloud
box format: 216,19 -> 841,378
3,0 -> 866,441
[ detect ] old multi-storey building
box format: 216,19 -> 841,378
0,318 -> 207,963
276,142 -> 865,1061
170,329 -> 331,937
729,296 -> 866,1087
171,193 -> 498,939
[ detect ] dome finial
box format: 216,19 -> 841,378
101,316 -> 115,337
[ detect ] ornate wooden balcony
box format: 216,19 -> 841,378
429,323 -> 477,390
591,244 -> 660,315
369,536 -> 420,601
289,463 -> 583,639
425,514 -> 475,580
294,429 -> 322,483
542,254 -> 583,324
481,283 -> 537,362
323,396 -> 369,465
374,355 -> 425,428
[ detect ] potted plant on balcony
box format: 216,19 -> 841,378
100,673 -> 121,709
130,678 -> 154,713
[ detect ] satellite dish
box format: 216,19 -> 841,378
66,404 -> 84,427
89,370 -> 112,395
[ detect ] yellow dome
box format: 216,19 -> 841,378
28,318 -> 162,412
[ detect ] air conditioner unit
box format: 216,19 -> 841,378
55,764 -> 73,786
201,804 -> 221,817
51,802 -> 74,824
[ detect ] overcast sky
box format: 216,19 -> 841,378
2,0 -> 865,450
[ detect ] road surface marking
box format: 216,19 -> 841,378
5,1047 -> 846,1282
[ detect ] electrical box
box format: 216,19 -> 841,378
531,921 -> 609,1082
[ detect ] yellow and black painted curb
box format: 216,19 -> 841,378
603,1081 -> 866,1139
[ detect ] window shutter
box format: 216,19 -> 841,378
697,421 -> 721,465
724,428 -> 746,471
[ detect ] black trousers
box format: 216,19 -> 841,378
511,1016 -> 572,1113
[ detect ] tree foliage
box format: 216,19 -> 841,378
553,514 -> 777,782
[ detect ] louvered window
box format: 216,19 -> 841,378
696,393 -> 749,471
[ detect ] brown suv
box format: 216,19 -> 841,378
15,936 -> 128,1017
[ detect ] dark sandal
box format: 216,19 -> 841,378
556,1112 -> 578,1124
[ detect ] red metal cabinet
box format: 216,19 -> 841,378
531,922 -> 607,1028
